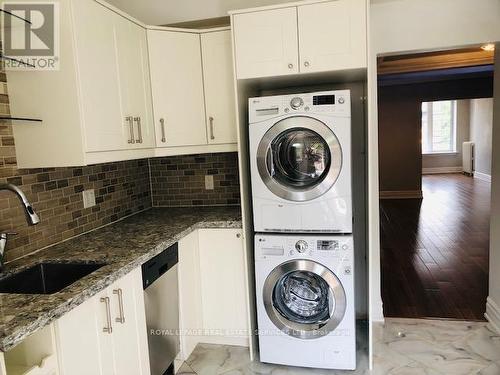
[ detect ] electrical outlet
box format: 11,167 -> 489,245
205,175 -> 214,190
83,189 -> 96,208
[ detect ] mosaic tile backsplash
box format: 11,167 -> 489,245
150,153 -> 241,207
0,71 -> 240,262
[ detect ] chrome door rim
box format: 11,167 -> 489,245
256,116 -> 342,202
263,259 -> 347,339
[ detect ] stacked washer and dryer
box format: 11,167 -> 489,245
249,90 -> 356,370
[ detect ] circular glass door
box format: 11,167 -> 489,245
257,116 -> 342,202
263,260 -> 346,339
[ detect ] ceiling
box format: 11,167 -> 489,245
105,0 -> 296,25
377,47 -> 495,75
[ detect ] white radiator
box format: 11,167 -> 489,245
463,141 -> 474,174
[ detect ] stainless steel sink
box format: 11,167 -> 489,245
0,262 -> 106,294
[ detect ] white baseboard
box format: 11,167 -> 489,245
485,297 -> 500,334
422,166 -> 463,175
474,172 -> 492,183
380,190 -> 423,199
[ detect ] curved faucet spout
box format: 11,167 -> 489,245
0,183 -> 40,225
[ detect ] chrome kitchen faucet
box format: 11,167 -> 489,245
0,183 -> 40,269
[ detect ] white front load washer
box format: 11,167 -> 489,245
249,90 -> 352,233
255,233 -> 356,370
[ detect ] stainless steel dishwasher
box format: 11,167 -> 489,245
142,243 -> 179,375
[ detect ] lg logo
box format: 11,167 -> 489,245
1,2 -> 60,70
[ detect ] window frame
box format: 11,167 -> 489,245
421,100 -> 458,155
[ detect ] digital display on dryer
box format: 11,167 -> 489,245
313,95 -> 335,105
317,240 -> 339,251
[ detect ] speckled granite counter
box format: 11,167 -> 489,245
0,206 -> 242,352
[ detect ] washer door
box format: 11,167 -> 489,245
257,116 -> 342,202
263,259 -> 347,339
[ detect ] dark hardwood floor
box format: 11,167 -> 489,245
380,174 -> 490,321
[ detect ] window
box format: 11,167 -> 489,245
421,100 -> 457,154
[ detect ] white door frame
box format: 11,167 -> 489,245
367,0 -> 500,367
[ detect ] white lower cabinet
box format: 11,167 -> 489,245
1,325 -> 59,375
178,229 -> 249,360
0,228 -> 247,373
55,268 -> 150,375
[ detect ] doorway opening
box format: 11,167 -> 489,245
377,47 -> 495,320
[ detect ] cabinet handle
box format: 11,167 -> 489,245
113,288 -> 125,324
288,63 -> 294,69
126,116 -> 135,144
304,61 -> 310,67
134,117 -> 143,144
100,297 -> 113,334
160,118 -> 166,143
209,116 -> 215,140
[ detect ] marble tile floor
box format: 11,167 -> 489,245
177,319 -> 500,375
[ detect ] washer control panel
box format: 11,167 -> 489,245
295,240 -> 308,253
256,234 -> 353,260
290,97 -> 304,110
249,90 -> 351,123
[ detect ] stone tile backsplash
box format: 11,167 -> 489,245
150,153 -> 240,207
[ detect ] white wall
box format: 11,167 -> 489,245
105,0 -> 292,25
487,46 -> 500,333
368,0 -> 500,322
470,98 -> 494,178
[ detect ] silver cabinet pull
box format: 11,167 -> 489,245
126,116 -> 135,144
288,63 -> 294,69
100,297 -> 113,334
304,61 -> 310,67
134,117 -> 143,144
113,288 -> 125,324
209,116 -> 215,140
160,118 -> 166,143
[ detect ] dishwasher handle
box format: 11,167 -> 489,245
142,243 -> 178,290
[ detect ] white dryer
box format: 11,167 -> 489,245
255,233 -> 356,370
249,90 -> 352,233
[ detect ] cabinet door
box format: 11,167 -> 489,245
201,31 -> 237,145
115,17 -> 155,149
148,30 -> 207,148
110,269 -> 151,375
198,229 -> 248,346
72,0 -> 127,152
233,7 -> 299,79
178,231 -> 203,359
298,0 -> 367,73
56,292 -> 114,375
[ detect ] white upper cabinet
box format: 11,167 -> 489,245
72,0 -> 126,153
201,31 -> 237,145
148,30 -> 207,148
232,7 -> 299,79
231,0 -> 367,79
115,17 -> 155,149
6,0 -> 155,168
298,0 -> 367,73
7,0 -> 237,168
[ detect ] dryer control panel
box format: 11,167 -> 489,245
249,90 -> 351,123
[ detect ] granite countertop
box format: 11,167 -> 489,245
0,206 -> 242,352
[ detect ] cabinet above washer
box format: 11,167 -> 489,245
230,0 -> 367,80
